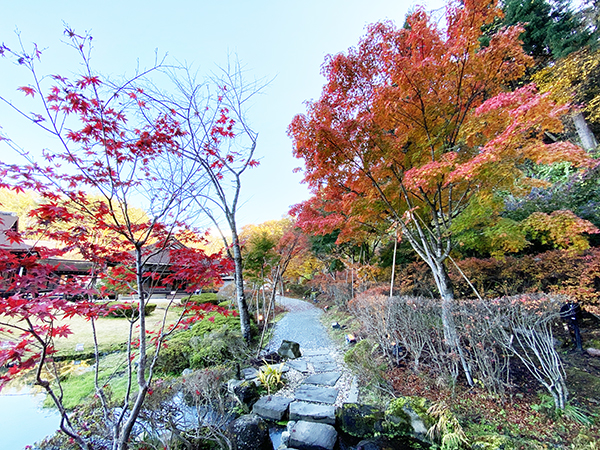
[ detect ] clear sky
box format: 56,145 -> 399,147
0,0 -> 445,227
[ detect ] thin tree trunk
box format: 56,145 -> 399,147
429,259 -> 474,387
231,228 -> 252,343
390,229 -> 398,298
573,111 -> 598,151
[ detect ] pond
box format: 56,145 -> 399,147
0,387 -> 60,450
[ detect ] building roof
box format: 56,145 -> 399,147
0,211 -> 32,252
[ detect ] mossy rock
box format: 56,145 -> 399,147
471,434 -> 515,450
382,396 -> 434,441
337,403 -> 386,438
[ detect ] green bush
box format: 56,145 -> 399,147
155,312 -> 248,375
182,293 -> 222,305
189,327 -> 246,369
104,302 -> 156,318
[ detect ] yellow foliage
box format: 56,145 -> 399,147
534,47 -> 600,124
523,210 -> 599,251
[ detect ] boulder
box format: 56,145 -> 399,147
226,414 -> 273,450
229,379 -> 261,409
278,340 -> 302,359
384,396 -> 433,441
288,420 -> 337,450
336,403 -> 385,439
587,347 -> 600,357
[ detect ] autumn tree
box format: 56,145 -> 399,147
0,30 -> 229,450
533,46 -> 600,149
137,62 -> 268,344
289,0 -> 591,384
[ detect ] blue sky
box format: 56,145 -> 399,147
1,0 -> 445,227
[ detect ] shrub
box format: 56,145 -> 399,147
182,293 -> 223,306
350,292 -> 569,407
104,302 -> 156,318
155,312 -> 248,375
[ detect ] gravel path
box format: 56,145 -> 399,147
262,296 -> 358,407
264,296 -> 334,353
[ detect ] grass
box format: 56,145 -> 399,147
51,300 -> 191,356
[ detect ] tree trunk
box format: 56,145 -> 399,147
573,111 -> 598,151
428,258 -> 474,387
231,228 -> 252,343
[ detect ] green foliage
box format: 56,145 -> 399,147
189,326 -> 246,369
344,339 -> 388,389
504,163 -> 600,232
427,401 -> 469,450
243,231 -> 276,281
155,313 -> 248,375
104,302 -> 157,318
182,293 -> 222,305
501,0 -> 592,66
256,363 -> 284,395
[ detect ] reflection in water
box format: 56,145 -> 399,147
0,387 -> 60,450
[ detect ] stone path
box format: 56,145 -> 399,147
249,296 -> 359,450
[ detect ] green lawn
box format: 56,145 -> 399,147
51,300 -> 191,355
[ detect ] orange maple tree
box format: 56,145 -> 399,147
289,0 -> 592,383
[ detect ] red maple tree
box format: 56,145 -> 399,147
0,29 -> 231,450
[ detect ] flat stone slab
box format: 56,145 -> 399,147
288,420 -> 337,450
252,396 -> 293,421
241,367 -> 258,380
286,359 -> 309,373
303,372 -> 341,387
311,361 -> 338,372
289,401 -> 336,425
309,355 -> 332,363
294,385 -> 338,404
302,348 -> 329,356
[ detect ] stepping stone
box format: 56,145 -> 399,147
294,385 -> 338,404
289,401 -> 336,425
303,372 -> 341,387
302,348 -> 329,356
241,367 -> 258,380
309,355 -> 332,363
252,396 -> 293,421
286,359 -> 309,373
288,420 -> 337,450
312,361 -> 338,372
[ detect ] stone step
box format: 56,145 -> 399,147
311,360 -> 338,372
302,371 -> 341,387
288,420 -> 337,450
286,359 -> 309,373
289,401 -> 336,425
252,396 -> 293,421
294,385 -> 338,404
